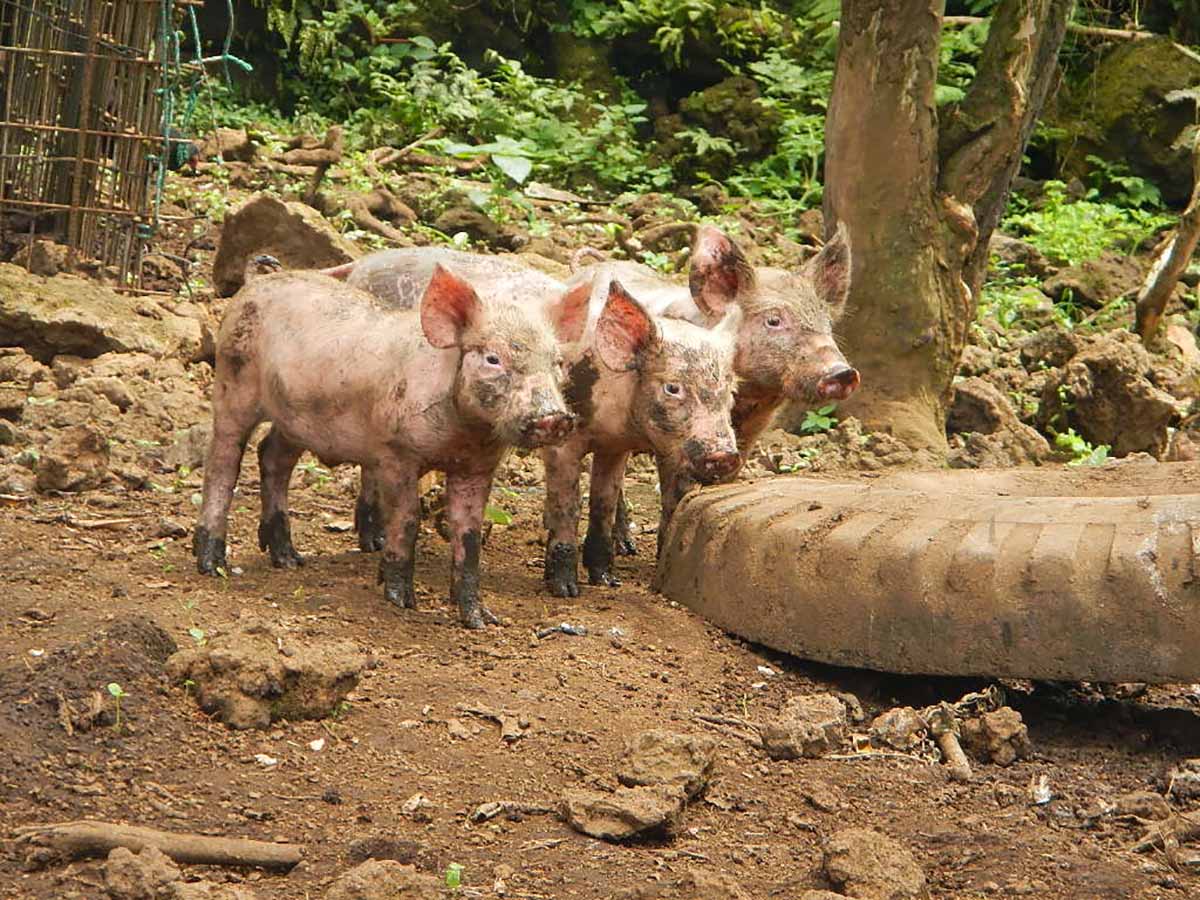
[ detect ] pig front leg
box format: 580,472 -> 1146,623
613,487 -> 637,556
194,399 -> 260,575
582,450 -> 630,587
354,467 -> 385,553
445,471 -> 499,629
374,461 -> 422,610
256,425 -> 306,568
541,439 -> 587,598
654,458 -> 697,558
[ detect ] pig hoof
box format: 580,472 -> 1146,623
354,496 -> 385,552
588,569 -> 621,588
461,604 -> 499,629
547,578 -> 580,598
259,513 -> 304,568
270,547 -> 305,569
378,558 -> 417,608
358,529 -> 385,553
543,542 -> 580,598
193,526 -> 228,575
614,535 -> 638,556
384,584 -> 417,609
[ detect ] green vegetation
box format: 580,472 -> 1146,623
107,682 -> 128,733
800,403 -> 839,435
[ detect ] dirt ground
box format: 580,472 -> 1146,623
1,450 -> 1199,899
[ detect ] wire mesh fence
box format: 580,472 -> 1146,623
0,0 -> 202,292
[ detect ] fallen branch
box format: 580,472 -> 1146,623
1135,131 -> 1200,340
1132,811 -> 1200,853
942,15 -> 1154,40
13,820 -> 302,871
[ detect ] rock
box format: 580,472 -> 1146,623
618,869 -> 753,899
212,196 -> 359,297
0,264 -> 202,362
431,205 -> 502,246
156,518 -> 188,539
957,344 -> 998,377
326,860 -> 445,900
800,893 -> 849,900
1037,332 -> 1178,457
199,127 -> 256,162
988,232 -> 1054,278
1167,758 -> 1200,799
36,424 -> 109,492
141,254 -> 184,290
76,376 -> 135,412
1049,37 -> 1200,206
561,784 -> 687,841
761,693 -> 848,760
165,617 -> 369,729
960,707 -> 1030,766
163,423 -> 211,471
1042,252 -> 1144,305
11,239 -> 73,276
346,836 -> 424,866
1018,324 -> 1079,371
0,347 -> 51,386
946,377 -> 1051,468
103,846 -> 259,900
869,707 -> 928,751
617,729 -> 717,799
0,384 -> 24,420
823,828 -> 929,900
0,422 -> 25,447
1114,790 -> 1170,820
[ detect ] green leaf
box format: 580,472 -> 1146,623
107,682 -> 125,698
445,862 -> 464,888
188,627 -> 206,645
492,154 -> 533,184
484,505 -> 513,526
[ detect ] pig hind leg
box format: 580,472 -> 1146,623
256,425 -> 306,568
582,450 -> 629,587
354,467 -> 386,553
612,486 -> 637,556
445,472 -> 499,629
194,391 -> 261,575
374,460 -> 422,610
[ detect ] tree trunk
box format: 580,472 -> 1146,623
823,0 -> 1073,453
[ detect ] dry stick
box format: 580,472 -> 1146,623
942,15 -> 1153,40
1135,131 -> 1200,340
13,820 -> 302,871
1132,811 -> 1200,853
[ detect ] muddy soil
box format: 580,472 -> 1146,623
1,453 -> 1199,899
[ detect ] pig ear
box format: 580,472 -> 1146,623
420,264 -> 483,349
595,279 -> 659,372
806,222 -> 852,319
546,282 -> 590,345
689,225 -> 754,319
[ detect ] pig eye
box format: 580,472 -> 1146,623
484,352 -> 502,367
663,382 -> 683,398
765,314 -> 784,329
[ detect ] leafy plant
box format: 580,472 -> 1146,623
484,505 -> 514,526
800,403 -> 838,434
107,682 -> 128,733
445,862 -> 464,889
1054,428 -> 1111,466
1083,155 -> 1164,210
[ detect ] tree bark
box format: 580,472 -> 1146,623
824,0 -> 1073,452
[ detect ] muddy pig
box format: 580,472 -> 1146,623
193,266 -> 587,628
322,248 -> 742,598
567,224 -> 858,554
322,249 -> 592,552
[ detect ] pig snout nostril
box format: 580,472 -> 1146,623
816,366 -> 860,400
524,412 -> 575,445
697,450 -> 740,483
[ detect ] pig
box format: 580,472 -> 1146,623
193,266 -> 587,628
566,224 -> 859,555
322,248 -> 742,598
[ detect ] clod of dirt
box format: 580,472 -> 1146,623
616,729 -> 717,799
212,195 -> 359,297
1037,332 -> 1179,457
162,423 -> 211,472
0,346 -> 52,386
1167,758 -> 1200,799
616,869 -> 752,899
960,707 -> 1031,767
431,205 -> 503,247
104,846 -> 260,900
1041,252 -> 1144,307
561,784 -> 687,842
801,893 -> 850,900
165,617 -> 369,730
0,263 -> 203,363
345,836 -> 424,866
1018,324 -> 1079,371
946,377 -> 1050,469
11,239 -> 73,276
199,128 -> 257,163
1114,790 -> 1171,820
822,828 -> 930,900
989,232 -> 1054,279
35,423 -> 110,492
761,694 -> 848,760
869,707 -> 928,751
325,860 -> 443,900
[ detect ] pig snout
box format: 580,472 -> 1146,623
816,366 -> 860,401
696,449 -> 740,483
520,410 -> 576,448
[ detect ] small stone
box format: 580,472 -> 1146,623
823,828 -> 929,900
1115,790 -> 1170,820
35,423 -> 109,492
446,718 -> 472,740
961,707 -> 1030,766
561,784 -> 687,842
617,729 -> 717,799
326,860 -> 442,900
761,693 -> 847,760
156,518 -> 188,539
869,707 -> 928,751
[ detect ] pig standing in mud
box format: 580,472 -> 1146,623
567,224 -> 859,555
324,249 -> 742,598
193,265 -> 586,628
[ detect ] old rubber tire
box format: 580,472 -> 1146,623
654,464 -> 1200,683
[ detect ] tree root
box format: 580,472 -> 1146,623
13,820 -> 303,871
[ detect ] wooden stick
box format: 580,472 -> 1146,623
1132,811 -> 1200,853
942,15 -> 1154,40
1135,131 -> 1200,340
13,820 -> 302,871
